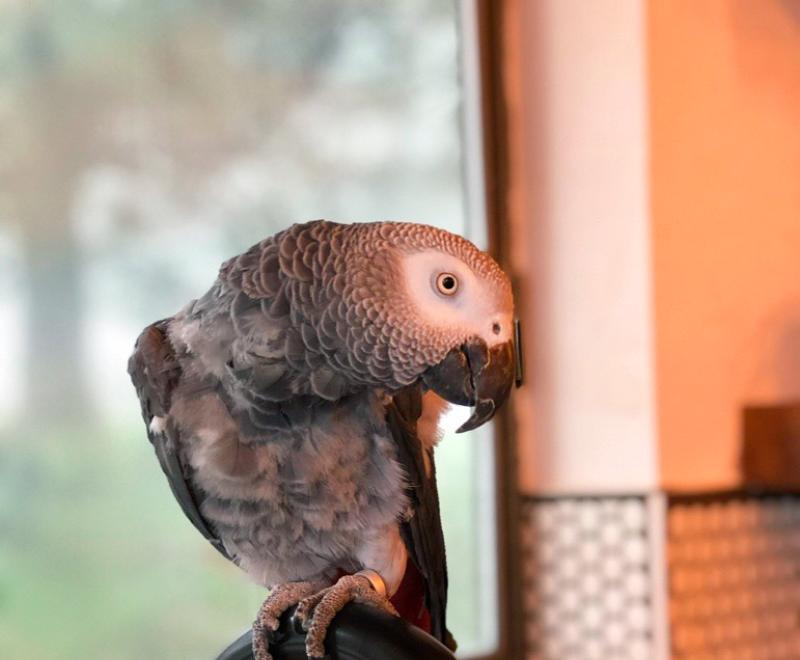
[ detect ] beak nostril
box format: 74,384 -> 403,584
492,322 -> 501,335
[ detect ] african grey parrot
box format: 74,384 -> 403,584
128,220 -> 515,659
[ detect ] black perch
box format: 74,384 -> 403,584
217,602 -> 457,660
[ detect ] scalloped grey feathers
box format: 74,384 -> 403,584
219,219 -> 510,400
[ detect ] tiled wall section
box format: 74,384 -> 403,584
520,493 -> 800,660
668,494 -> 800,659
520,496 -> 657,660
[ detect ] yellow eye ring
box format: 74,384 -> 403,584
435,272 -> 459,296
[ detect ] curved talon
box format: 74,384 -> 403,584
251,581 -> 317,660
293,589 -> 326,632
298,574 -> 399,659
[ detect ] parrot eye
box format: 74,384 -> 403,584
435,272 -> 459,296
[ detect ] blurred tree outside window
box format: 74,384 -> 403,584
0,2 -> 498,658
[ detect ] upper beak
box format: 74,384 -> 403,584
421,337 -> 515,433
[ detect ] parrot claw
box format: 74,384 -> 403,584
294,573 -> 399,659
252,581 -> 317,660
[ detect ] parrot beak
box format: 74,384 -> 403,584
422,337 -> 515,433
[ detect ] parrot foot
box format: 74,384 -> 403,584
252,581 -> 317,660
294,573 -> 399,659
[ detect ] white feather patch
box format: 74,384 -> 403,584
418,391 -> 451,478
418,391 -> 449,450
149,415 -> 167,435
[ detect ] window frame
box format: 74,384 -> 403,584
458,2 -> 523,659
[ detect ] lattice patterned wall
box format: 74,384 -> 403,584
668,494 -> 800,659
520,493 -> 800,660
520,496 -> 658,660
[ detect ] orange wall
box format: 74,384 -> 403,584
650,0 -> 800,489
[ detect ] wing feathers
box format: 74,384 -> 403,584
388,385 -> 456,651
128,320 -> 231,560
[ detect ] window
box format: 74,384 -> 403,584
0,2 -> 500,658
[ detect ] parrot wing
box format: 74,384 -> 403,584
128,319 -> 231,561
387,385 -> 456,651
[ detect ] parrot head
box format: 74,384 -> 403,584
337,221 -> 516,433
221,220 -> 516,431
398,239 -> 515,433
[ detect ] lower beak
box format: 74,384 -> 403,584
421,338 -> 515,433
